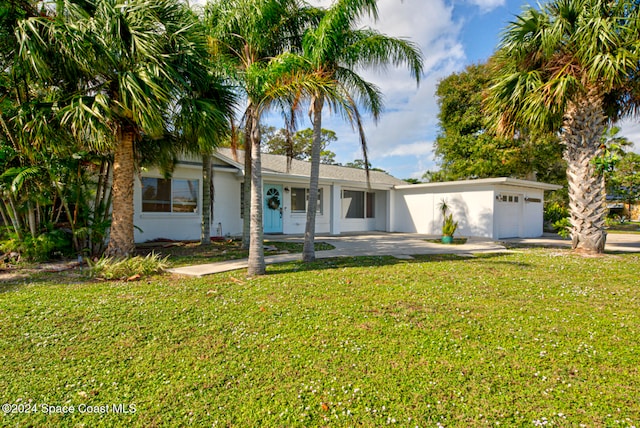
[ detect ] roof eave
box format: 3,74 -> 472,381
393,177 -> 563,191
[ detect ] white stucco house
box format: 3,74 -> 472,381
133,148 -> 561,242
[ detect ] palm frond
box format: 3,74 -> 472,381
487,0 -> 640,136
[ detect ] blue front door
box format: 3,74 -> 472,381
263,184 -> 283,233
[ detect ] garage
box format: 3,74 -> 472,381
391,178 -> 562,240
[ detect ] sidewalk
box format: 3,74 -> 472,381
167,232 -> 640,277
501,232 -> 640,253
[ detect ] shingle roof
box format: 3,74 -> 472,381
215,148 -> 406,187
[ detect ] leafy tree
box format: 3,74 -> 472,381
595,126 -> 634,175
300,0 -> 423,262
344,159 -> 387,173
435,62 -> 565,183
263,127 -> 338,163
17,0 -> 217,257
486,0 -> 640,254
403,178 -> 421,184
0,1 -> 113,259
607,148 -> 640,219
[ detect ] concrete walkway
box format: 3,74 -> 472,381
168,233 -> 504,277
167,232 -> 640,277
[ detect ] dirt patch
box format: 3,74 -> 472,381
0,260 -> 81,284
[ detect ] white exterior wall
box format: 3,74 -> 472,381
393,180 -> 558,240
133,160 -> 557,242
392,189 -> 437,234
330,184 -> 341,235
392,186 -> 495,238
280,183 -> 331,235
134,164 -> 244,242
211,169 -> 243,237
134,164 -> 203,242
375,190 -> 388,231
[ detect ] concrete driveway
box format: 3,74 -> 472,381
167,232 -> 640,277
277,232 -> 506,257
169,232 -> 502,277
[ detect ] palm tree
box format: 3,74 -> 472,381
206,0 -> 325,275
173,78 -> 236,246
17,0 -> 212,257
300,0 -> 423,262
171,8 -> 237,246
486,0 -> 640,254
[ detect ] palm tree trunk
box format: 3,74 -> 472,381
91,158 -> 111,256
26,201 -> 37,238
247,113 -> 265,276
58,188 -> 80,252
7,195 -> 23,239
303,95 -> 324,262
105,127 -> 136,258
242,107 -> 253,250
0,201 -> 9,231
201,154 -> 212,246
563,93 -> 607,254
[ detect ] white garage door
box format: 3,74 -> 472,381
496,194 -> 522,238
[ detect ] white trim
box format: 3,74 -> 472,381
394,177 -> 562,192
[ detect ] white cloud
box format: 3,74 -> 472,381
325,0 -> 467,177
220,0 -> 493,179
378,141 -> 435,157
618,119 -> 640,151
465,0 -> 506,13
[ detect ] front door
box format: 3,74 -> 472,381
263,184 -> 283,233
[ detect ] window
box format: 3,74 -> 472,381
142,178 -> 198,213
291,187 -> 323,213
343,190 -> 364,218
500,194 -> 520,204
142,178 -> 171,212
343,190 -> 376,219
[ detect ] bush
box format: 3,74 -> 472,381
0,229 -> 72,262
88,252 -> 169,280
552,217 -> 572,239
544,201 -> 569,224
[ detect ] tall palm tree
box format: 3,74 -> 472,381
173,77 -> 236,246
486,0 -> 640,254
17,0 -> 212,257
171,7 -> 237,246
300,0 -> 423,262
206,0 -> 326,275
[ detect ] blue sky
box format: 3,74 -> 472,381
263,0 -> 640,180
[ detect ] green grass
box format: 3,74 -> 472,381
136,239 -> 335,267
606,221 -> 640,233
1,249 -> 639,427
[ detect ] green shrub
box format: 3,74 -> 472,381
0,229 -> 72,261
544,201 -> 569,224
442,213 -> 458,237
88,252 -> 169,280
552,217 -> 572,238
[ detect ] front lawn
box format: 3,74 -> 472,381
1,250 -> 639,427
135,239 -> 335,267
